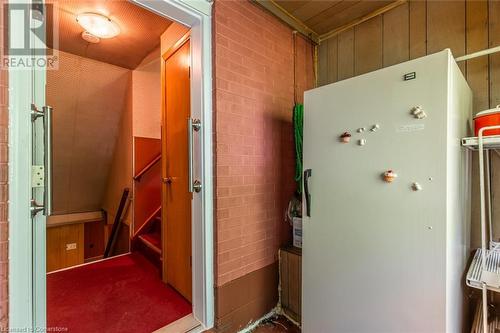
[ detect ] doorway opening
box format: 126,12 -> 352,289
44,2 -> 195,332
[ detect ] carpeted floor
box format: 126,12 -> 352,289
47,253 -> 191,333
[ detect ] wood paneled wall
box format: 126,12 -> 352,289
47,224 -> 84,272
318,0 -> 500,249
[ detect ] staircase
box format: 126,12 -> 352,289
132,141 -> 162,271
132,208 -> 162,270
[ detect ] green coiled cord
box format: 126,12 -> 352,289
293,103 -> 303,193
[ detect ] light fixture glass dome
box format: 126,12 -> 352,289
76,13 -> 120,39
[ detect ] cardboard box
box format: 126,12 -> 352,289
293,217 -> 302,248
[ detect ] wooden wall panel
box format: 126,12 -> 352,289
466,0 -> 489,251
427,1 -> 466,56
409,0 -> 426,59
326,37 -> 338,84
318,38 -> 329,86
383,3 -> 409,67
467,0 -> 489,114
489,1 -> 500,245
318,36 -> 338,86
47,224 -> 84,272
317,0 -> 500,250
279,248 -> 302,323
338,28 -> 355,81
427,1 -> 466,72
84,220 -> 105,261
490,1 -> 500,107
354,17 -> 383,76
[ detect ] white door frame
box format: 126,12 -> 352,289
8,0 -> 214,330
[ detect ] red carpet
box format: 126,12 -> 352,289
47,253 -> 191,333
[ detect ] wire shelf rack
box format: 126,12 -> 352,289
466,249 -> 500,293
462,135 -> 500,150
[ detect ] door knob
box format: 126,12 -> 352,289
163,177 -> 173,184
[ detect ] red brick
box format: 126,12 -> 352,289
0,45 -> 8,332
213,0 -> 314,288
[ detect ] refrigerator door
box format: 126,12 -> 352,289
302,51 -> 452,333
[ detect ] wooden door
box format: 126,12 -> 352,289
162,38 -> 192,301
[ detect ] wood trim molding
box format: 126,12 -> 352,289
318,0 -> 408,42
215,262 -> 279,333
253,0 -> 319,44
253,0 -> 407,45
162,31 -> 191,60
132,206 -> 161,238
133,154 -> 161,180
47,211 -> 104,228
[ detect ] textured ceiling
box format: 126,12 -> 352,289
48,0 -> 173,69
274,0 -> 393,35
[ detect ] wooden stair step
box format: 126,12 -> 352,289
151,216 -> 161,233
138,233 -> 161,255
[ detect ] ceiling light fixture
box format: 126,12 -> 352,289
81,31 -> 100,44
76,13 -> 120,39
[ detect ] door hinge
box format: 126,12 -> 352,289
32,165 -> 45,188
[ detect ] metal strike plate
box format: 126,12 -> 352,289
32,165 -> 45,188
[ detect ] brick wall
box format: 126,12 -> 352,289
0,0 -> 313,329
213,0 -> 314,289
0,3 -> 8,326
0,63 -> 7,330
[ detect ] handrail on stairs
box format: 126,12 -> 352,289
133,206 -> 161,239
133,154 -> 161,181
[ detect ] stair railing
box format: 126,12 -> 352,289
133,206 -> 161,239
133,154 -> 161,181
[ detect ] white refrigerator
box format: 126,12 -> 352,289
302,50 -> 472,333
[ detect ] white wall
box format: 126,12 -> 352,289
131,22 -> 190,140
132,47 -> 162,139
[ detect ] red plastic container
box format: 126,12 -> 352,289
474,105 -> 500,136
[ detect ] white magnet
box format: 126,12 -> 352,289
370,124 -> 380,132
357,127 -> 365,133
411,106 -> 427,119
411,106 -> 423,115
358,139 -> 366,146
416,111 -> 427,119
412,182 -> 422,191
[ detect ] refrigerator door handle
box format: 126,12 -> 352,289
304,169 -> 312,217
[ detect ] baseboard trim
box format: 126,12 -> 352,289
153,313 -> 200,333
214,262 -> 279,333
